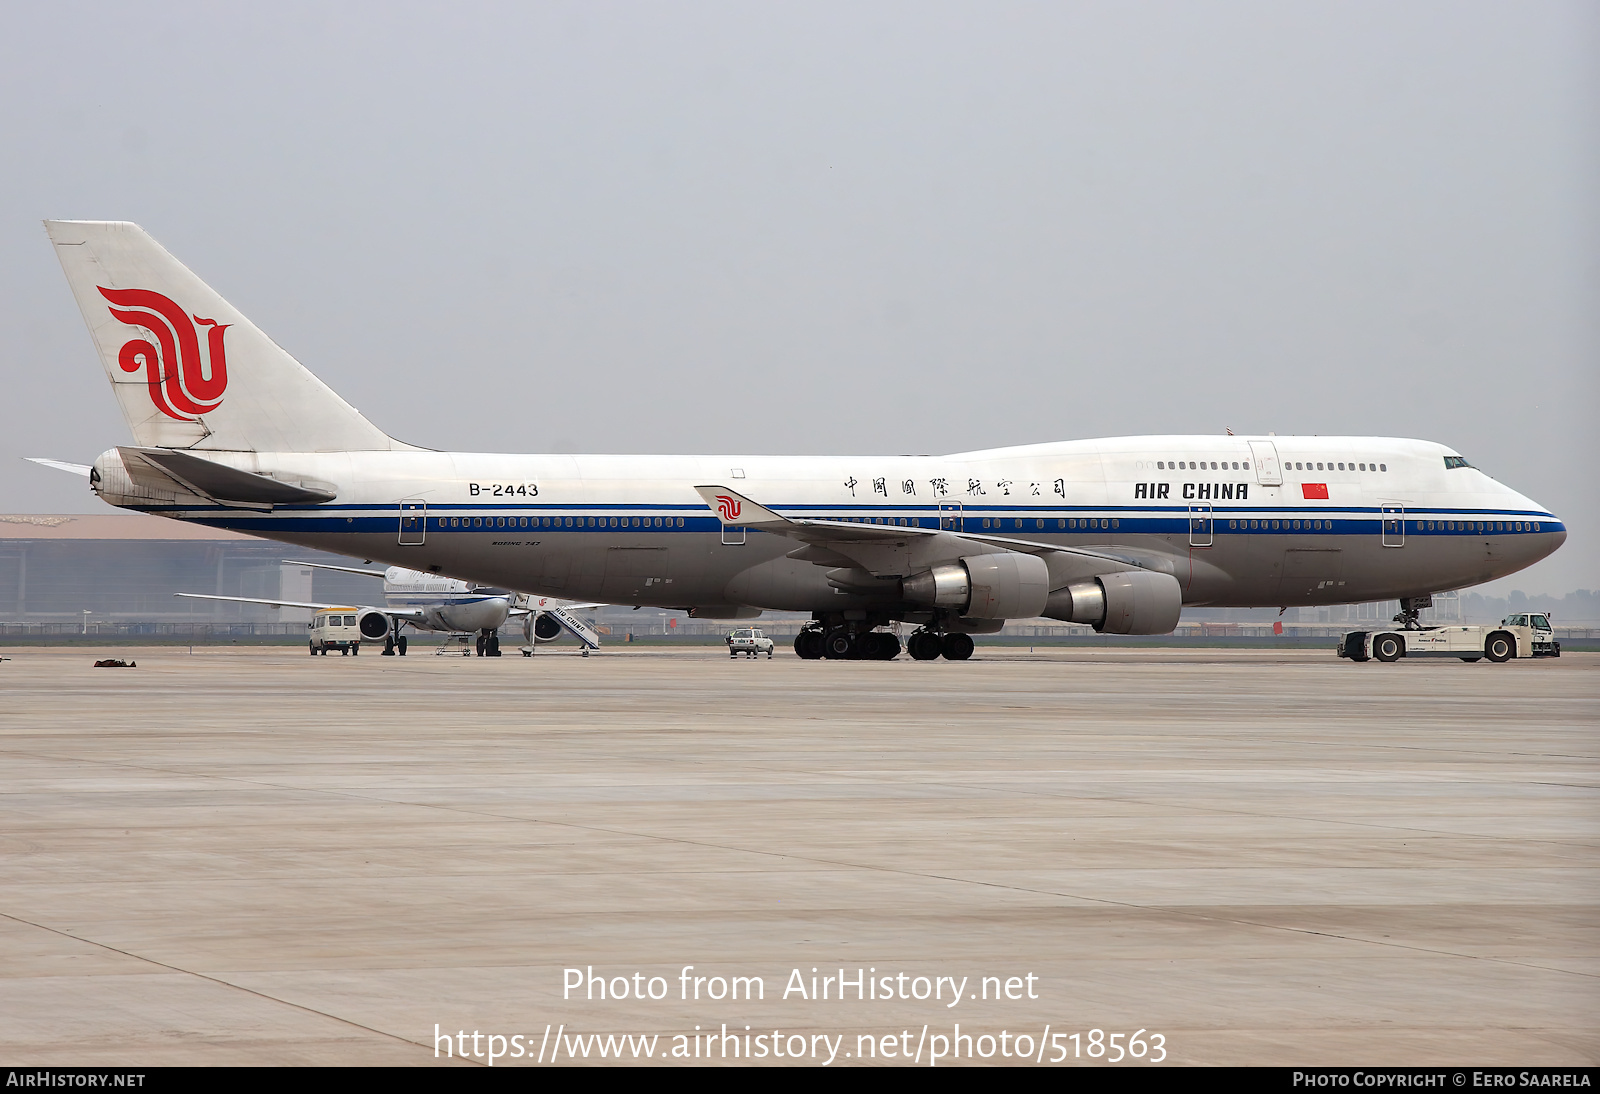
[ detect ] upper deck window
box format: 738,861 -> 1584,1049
1444,456 -> 1471,470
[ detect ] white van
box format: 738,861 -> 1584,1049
309,608 -> 363,655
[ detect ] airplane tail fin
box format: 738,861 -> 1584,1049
45,220 -> 401,453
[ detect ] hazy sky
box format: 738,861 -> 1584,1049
3,1 -> 1594,594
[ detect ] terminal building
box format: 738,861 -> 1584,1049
0,514 -> 375,633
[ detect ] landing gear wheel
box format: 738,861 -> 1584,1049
488,635 -> 501,657
823,627 -> 855,660
475,633 -> 486,657
860,632 -> 886,659
397,635 -> 407,655
383,636 -> 395,656
1373,633 -> 1403,662
794,630 -> 824,660
907,630 -> 942,661
1485,632 -> 1514,663
876,633 -> 902,660
941,632 -> 974,661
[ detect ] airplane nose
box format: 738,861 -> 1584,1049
1547,524 -> 1568,556
1523,518 -> 1566,567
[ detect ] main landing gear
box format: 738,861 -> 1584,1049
381,621 -> 409,656
793,625 -> 902,660
907,630 -> 972,661
793,622 -> 974,661
474,629 -> 502,657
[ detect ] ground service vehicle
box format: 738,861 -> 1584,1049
309,609 -> 362,655
728,628 -> 775,658
1338,613 -> 1559,664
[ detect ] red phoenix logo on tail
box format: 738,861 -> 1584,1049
98,286 -> 229,421
714,495 -> 742,521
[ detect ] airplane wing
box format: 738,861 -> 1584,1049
281,559 -> 388,578
693,484 -> 1178,584
173,592 -> 428,625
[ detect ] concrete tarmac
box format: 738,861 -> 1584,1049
0,645 -> 1594,1066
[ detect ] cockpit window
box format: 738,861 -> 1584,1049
1443,456 -> 1471,470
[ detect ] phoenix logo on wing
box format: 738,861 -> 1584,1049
714,495 -> 742,521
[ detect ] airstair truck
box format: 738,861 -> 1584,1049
1338,612 -> 1560,664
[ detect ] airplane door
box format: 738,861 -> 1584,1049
1188,505 -> 1213,547
939,502 -> 963,531
1248,441 -> 1283,486
398,499 -> 426,545
1382,505 -> 1405,547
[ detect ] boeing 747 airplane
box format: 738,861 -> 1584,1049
29,221 -> 1566,660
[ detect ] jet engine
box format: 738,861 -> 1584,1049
524,612 -> 564,643
357,609 -> 391,640
1042,571 -> 1181,634
901,553 -> 1050,620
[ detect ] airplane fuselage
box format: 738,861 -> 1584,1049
95,434 -> 1565,615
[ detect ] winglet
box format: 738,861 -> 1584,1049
692,486 -> 791,528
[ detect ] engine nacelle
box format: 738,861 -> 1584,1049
357,609 -> 391,640
529,612 -> 563,642
1043,570 -> 1181,634
901,553 -> 1050,620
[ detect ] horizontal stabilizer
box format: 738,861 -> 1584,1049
24,457 -> 93,477
120,447 -> 336,506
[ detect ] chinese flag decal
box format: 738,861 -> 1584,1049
1302,483 -> 1329,500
